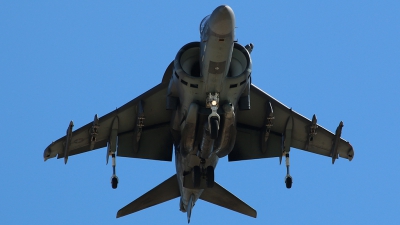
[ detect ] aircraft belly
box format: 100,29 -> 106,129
181,188 -> 203,211
175,147 -> 220,211
200,26 -> 233,90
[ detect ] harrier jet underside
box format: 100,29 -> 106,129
43,5 -> 354,223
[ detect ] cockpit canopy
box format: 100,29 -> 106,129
199,15 -> 210,34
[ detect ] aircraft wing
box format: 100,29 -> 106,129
43,63 -> 175,162
229,84 -> 354,163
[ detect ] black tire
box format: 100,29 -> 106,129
285,177 -> 292,189
193,166 -> 201,188
210,117 -> 219,139
111,177 -> 118,189
206,166 -> 214,188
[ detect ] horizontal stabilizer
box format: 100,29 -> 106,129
116,175 -> 180,218
200,182 -> 257,218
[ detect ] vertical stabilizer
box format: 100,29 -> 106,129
187,194 -> 195,223
200,182 -> 257,218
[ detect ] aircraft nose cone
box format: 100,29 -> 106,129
209,5 -> 235,36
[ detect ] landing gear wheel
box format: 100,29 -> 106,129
285,176 -> 292,189
206,166 -> 214,188
193,166 -> 201,188
210,117 -> 219,139
111,176 -> 119,189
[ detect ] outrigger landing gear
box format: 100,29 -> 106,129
108,117 -> 119,189
284,153 -> 292,189
110,153 -> 119,189
285,175 -> 292,189
111,175 -> 119,189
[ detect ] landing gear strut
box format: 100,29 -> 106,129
206,93 -> 220,140
284,153 -> 292,189
110,153 -> 119,189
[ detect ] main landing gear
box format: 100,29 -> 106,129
210,117 -> 219,140
193,166 -> 201,188
192,165 -> 214,188
206,166 -> 214,188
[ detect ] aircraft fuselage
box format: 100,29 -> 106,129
42,4 -> 354,222
167,5 -> 252,217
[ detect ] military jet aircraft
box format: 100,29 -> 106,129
43,5 -> 354,223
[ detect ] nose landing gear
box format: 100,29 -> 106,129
206,93 -> 220,140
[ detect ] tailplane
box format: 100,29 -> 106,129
116,175 -> 257,219
200,182 -> 257,218
116,175 -> 180,218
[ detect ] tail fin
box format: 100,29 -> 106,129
200,182 -> 257,218
187,194 -> 195,223
116,175 -> 180,218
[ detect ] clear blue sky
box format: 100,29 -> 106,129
1,1 -> 399,224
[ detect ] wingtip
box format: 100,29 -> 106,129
43,145 -> 53,161
116,209 -> 125,218
247,208 -> 257,218
347,144 -> 354,161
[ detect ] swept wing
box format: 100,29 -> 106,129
43,63 -> 174,162
229,84 -> 354,163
